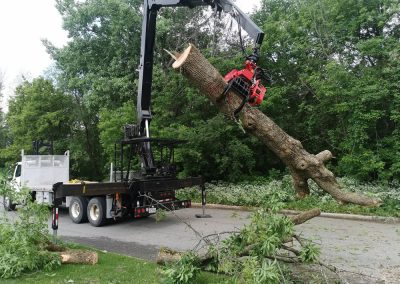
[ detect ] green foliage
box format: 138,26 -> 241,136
1,78 -> 73,162
160,192 -> 308,283
176,175 -> 296,208
239,257 -> 281,284
299,242 -> 320,263
0,173 -> 60,279
214,207 -> 297,282
98,101 -> 135,164
244,209 -> 294,255
0,77 -> 8,165
177,176 -> 400,217
163,115 -> 262,181
255,0 -> 400,181
42,0 -> 145,180
253,259 -> 281,284
162,253 -> 201,284
155,209 -> 167,222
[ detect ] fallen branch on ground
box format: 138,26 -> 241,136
289,208 -> 321,225
157,208 -> 320,266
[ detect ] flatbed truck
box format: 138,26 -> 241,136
49,0 -> 264,228
53,137 -> 203,227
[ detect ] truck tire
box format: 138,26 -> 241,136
87,197 -> 106,227
3,196 -> 16,211
69,196 -> 88,223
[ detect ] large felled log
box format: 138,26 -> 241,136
172,44 -> 380,207
59,250 -> 98,265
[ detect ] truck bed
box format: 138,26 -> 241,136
53,177 -> 202,200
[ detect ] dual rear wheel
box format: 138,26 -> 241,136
69,196 -> 106,227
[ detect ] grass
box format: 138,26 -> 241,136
2,249 -> 229,284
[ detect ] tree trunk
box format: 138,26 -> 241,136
59,250 -> 98,265
172,44 -> 380,207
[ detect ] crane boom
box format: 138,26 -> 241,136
130,0 -> 265,175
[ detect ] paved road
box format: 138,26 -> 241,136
55,207 -> 400,283
2,202 -> 399,283
56,207 -> 249,260
296,216 -> 400,283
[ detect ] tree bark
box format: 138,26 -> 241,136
172,44 -> 380,207
289,208 -> 321,225
59,250 -> 98,265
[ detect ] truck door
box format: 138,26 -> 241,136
13,163 -> 22,191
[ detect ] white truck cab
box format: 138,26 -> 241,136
4,150 -> 70,211
13,162 -> 22,190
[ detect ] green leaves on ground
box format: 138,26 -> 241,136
162,253 -> 201,284
299,242 -> 320,264
162,200 -> 321,283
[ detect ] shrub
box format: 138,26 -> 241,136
0,172 -> 60,278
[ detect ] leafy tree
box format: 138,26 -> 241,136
98,101 -> 135,167
0,73 -> 8,160
1,78 -> 73,163
44,0 -> 145,179
255,0 -> 400,181
47,0 -> 143,110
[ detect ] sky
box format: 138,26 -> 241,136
0,0 -> 260,112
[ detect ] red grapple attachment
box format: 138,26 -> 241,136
223,60 -> 266,116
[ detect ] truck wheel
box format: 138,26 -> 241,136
3,196 -> 16,211
69,197 -> 88,223
87,197 -> 106,227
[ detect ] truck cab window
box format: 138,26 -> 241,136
15,164 -> 21,178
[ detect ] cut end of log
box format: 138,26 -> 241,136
156,247 -> 183,265
172,44 -> 193,69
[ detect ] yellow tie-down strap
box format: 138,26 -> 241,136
68,179 -> 97,194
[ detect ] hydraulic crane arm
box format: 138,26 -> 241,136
134,0 -> 264,175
